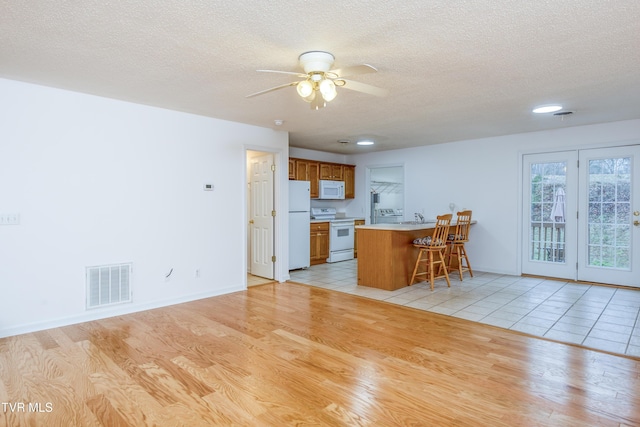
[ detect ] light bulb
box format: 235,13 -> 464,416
296,80 -> 314,98
302,91 -> 316,103
319,79 -> 337,101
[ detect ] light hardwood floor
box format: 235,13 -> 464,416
1,282 -> 640,426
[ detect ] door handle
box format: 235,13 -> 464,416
249,220 -> 254,224
634,211 -> 640,216
634,220 -> 640,227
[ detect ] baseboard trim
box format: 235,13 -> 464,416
0,284 -> 243,339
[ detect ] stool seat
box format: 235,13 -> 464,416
409,214 -> 452,290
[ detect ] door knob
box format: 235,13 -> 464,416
249,220 -> 254,224
634,211 -> 640,216
634,220 -> 640,227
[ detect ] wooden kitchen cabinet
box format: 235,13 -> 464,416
320,163 -> 343,180
295,159 -> 310,181
308,161 -> 319,198
354,219 -> 365,258
288,159 -> 296,179
293,159 -> 319,198
310,222 -> 330,265
344,165 -> 355,199
289,157 -> 354,199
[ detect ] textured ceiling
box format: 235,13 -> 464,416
1,1 -> 639,153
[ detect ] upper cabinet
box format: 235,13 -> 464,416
320,163 -> 343,181
288,159 -> 295,180
290,157 -> 355,199
343,165 -> 355,199
292,158 -> 320,198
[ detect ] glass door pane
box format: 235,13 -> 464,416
529,161 -> 567,263
578,145 -> 639,286
522,151 -> 577,280
587,157 -> 631,269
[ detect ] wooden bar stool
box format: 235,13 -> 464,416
446,210 -> 473,280
409,214 -> 452,290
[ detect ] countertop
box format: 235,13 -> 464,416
356,220 -> 476,231
355,222 -> 436,231
310,217 -> 365,224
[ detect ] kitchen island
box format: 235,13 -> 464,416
356,221 -> 475,290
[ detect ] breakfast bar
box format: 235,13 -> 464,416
356,221 -> 475,290
356,223 -> 439,290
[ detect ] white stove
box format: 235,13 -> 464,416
311,207 -> 337,220
311,208 -> 355,263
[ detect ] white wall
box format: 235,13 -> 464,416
0,78 -> 288,337
345,120 -> 640,276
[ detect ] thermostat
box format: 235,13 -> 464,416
203,183 -> 214,191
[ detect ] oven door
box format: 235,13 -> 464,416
327,220 -> 355,263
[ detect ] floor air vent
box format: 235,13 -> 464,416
86,263 -> 132,309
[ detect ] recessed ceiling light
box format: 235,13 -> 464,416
356,140 -> 374,146
532,105 -> 563,114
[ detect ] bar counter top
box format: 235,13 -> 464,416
355,222 -> 437,231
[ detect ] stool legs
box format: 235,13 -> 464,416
410,247 -> 451,290
448,242 -> 473,280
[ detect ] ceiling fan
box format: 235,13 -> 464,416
246,51 -> 388,110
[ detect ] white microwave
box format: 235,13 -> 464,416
318,180 -> 345,199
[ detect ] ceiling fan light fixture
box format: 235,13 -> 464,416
302,91 -> 316,103
319,79 -> 337,102
296,80 -> 314,98
298,51 -> 335,73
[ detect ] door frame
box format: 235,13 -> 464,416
365,163 -> 405,224
248,152 -> 275,279
244,146 -> 286,286
518,140 -> 640,284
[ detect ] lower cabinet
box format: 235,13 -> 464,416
354,219 -> 365,258
310,222 -> 330,265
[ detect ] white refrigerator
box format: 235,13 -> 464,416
289,180 -> 310,270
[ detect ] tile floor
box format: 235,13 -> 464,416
247,274 -> 275,287
289,259 -> 640,358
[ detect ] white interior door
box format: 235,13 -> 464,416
250,154 -> 274,279
578,146 -> 640,286
523,145 -> 640,287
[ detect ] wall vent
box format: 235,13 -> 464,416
86,263 -> 132,309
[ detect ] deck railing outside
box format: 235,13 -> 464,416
530,221 -> 565,263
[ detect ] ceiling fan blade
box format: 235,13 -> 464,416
338,79 -> 389,97
257,69 -> 308,78
330,64 -> 377,78
246,82 -> 299,98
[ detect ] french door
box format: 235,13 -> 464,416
522,145 -> 640,287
